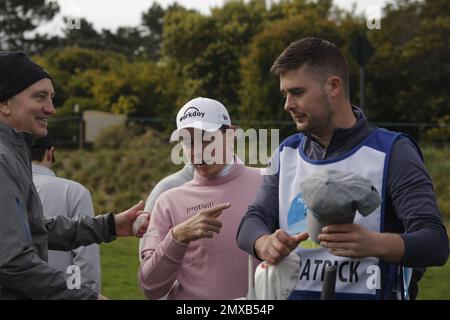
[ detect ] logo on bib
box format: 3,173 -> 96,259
287,193 -> 307,234
287,193 -> 319,249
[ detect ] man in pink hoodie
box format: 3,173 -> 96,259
138,97 -> 262,299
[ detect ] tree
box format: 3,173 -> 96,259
35,47 -> 126,113
36,47 -> 180,126
162,1 -> 268,114
0,0 -> 59,52
60,18 -> 103,50
91,60 -> 179,119
59,4 -> 172,60
366,0 -> 450,134
101,26 -> 149,57
239,9 -> 345,128
140,2 -> 166,59
141,2 -> 165,37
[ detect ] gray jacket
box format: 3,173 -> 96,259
0,121 -> 116,299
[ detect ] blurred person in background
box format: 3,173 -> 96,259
32,135 -> 101,293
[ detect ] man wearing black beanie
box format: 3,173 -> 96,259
0,52 -> 54,137
0,52 -> 53,104
0,52 -> 150,300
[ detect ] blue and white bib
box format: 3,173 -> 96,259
277,128 -> 410,300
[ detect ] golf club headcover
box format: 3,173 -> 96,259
300,169 -> 381,244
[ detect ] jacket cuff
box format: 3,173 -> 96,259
399,230 -> 450,267
106,213 -> 117,239
250,231 -> 271,260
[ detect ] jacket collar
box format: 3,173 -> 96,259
303,106 -> 376,159
0,121 -> 35,164
192,156 -> 245,186
32,163 -> 55,176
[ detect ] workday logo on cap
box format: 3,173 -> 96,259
175,97 -> 232,133
179,107 -> 205,122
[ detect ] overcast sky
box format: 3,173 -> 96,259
37,0 -> 392,34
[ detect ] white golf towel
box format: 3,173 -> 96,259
254,252 -> 300,300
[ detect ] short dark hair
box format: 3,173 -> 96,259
31,135 -> 54,162
31,147 -> 48,162
270,37 -> 350,96
219,124 -> 231,132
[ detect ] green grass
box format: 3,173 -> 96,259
417,146 -> 450,300
421,145 -> 450,220
418,256 -> 450,299
100,238 -> 145,300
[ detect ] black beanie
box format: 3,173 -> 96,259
0,51 -> 52,102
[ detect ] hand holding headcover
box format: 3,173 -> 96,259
300,169 -> 381,244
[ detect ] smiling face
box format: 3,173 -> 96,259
0,78 -> 56,137
181,127 -> 235,179
280,66 -> 333,138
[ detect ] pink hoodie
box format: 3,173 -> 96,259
138,162 -> 262,299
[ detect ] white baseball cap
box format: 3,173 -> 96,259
175,97 -> 231,133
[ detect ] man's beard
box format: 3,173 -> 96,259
297,98 -> 332,136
